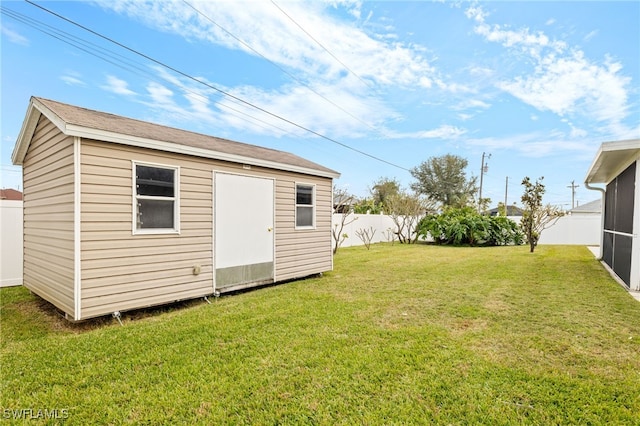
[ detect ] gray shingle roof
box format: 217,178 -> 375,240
28,97 -> 339,178
570,199 -> 601,214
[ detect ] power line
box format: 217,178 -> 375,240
270,0 -> 374,91
1,7 -> 158,81
1,6 -> 296,137
23,0 -> 409,171
182,0 -> 386,137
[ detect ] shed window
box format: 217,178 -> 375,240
134,163 -> 179,233
295,184 -> 315,228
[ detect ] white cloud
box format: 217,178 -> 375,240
465,131 -> 597,159
584,30 -> 598,42
466,4 -> 633,136
435,79 -> 474,94
473,23 -> 566,59
92,0 -> 450,140
497,50 -> 630,123
109,63 -> 393,139
570,126 -> 588,138
134,80 -> 224,131
1,25 -> 28,46
388,125 -> 467,140
454,99 -> 491,111
468,66 -> 494,77
219,79 -> 395,138
100,1 -> 437,90
146,82 -> 175,107
464,5 -> 487,23
102,75 -> 136,96
60,71 -> 86,86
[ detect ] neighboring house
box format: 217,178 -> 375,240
568,198 -> 601,215
11,97 -> 340,321
488,205 -> 524,216
585,139 -> 640,291
0,188 -> 23,200
333,192 -> 354,214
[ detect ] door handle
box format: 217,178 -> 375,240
268,227 -> 273,232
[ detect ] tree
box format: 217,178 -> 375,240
332,187 -> 357,254
352,177 -> 401,214
370,177 -> 401,209
410,154 -> 478,208
385,191 -> 435,244
520,177 -> 565,253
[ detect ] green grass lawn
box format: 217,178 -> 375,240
1,244 -> 639,425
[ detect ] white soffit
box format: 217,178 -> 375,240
584,139 -> 640,184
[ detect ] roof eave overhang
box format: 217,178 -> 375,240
12,97 -> 68,165
11,101 -> 40,165
68,125 -> 340,179
584,139 -> 640,185
12,99 -> 340,179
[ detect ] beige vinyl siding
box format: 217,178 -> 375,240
78,140 -> 332,318
79,140 -> 215,319
274,177 -> 333,281
22,116 -> 75,316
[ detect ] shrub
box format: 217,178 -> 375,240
416,207 -> 524,246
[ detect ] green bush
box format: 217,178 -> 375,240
417,207 -> 524,246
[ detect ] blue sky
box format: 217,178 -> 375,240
1,1 -> 638,209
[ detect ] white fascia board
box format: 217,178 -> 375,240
12,98 -> 68,165
584,139 -> 640,184
33,98 -> 68,132
65,125 -> 341,179
601,139 -> 640,152
584,144 -> 605,184
11,103 -> 40,165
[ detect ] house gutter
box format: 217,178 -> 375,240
584,181 -> 605,260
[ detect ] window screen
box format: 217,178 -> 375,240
602,160 -> 636,288
135,164 -> 178,231
295,184 -> 314,228
615,162 -> 635,234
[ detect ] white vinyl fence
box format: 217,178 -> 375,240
332,213 -> 400,249
0,206 -> 602,287
1,200 -> 23,287
333,212 -> 602,250
535,214 -> 601,246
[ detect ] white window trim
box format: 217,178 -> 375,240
295,182 -> 316,230
132,161 -> 180,235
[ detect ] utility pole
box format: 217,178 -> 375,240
567,180 -> 579,209
504,176 -> 508,215
478,152 -> 491,212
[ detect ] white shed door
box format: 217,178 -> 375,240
214,173 -> 274,290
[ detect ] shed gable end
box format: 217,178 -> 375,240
22,115 -> 76,317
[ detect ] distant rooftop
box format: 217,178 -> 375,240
570,199 -> 601,214
0,188 -> 23,200
488,205 -> 524,216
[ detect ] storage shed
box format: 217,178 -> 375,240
11,97 -> 340,321
584,139 -> 640,292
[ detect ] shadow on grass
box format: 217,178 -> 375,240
0,286 -> 209,339
1,273 -> 323,339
